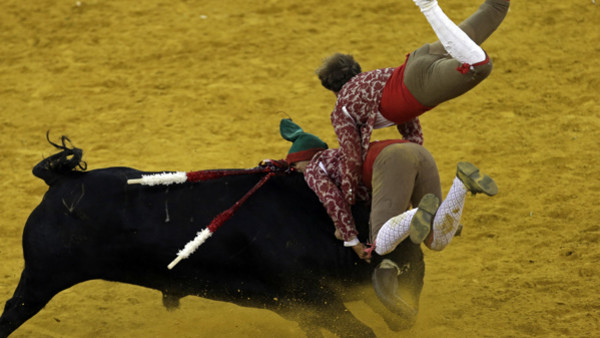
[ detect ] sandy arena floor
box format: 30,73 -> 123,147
1,0 -> 599,337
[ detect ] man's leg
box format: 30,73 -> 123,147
404,0 -> 510,106
425,161 -> 498,250
458,0 -> 511,46
375,161 -> 497,255
370,145 -> 441,319
413,0 -> 510,60
369,142 -> 442,244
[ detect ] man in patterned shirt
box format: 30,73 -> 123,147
316,0 -> 510,208
280,119 -> 498,261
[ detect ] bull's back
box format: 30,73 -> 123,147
23,167 -> 369,293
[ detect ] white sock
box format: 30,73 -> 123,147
414,0 -> 486,65
375,209 -> 418,255
427,177 -> 467,251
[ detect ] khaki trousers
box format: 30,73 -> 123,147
369,143 -> 442,243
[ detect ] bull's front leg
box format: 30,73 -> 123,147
370,240 -> 425,331
0,268 -> 62,338
314,297 -> 376,338
275,287 -> 376,338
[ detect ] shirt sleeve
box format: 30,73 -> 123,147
331,104 -> 363,205
397,117 -> 424,145
304,160 -> 359,242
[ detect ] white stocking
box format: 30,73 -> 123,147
414,0 -> 486,65
375,209 -> 418,255
427,177 -> 467,251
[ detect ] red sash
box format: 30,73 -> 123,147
379,54 -> 433,124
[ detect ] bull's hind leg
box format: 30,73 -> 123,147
0,267 -> 69,337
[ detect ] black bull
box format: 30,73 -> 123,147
0,143 -> 425,337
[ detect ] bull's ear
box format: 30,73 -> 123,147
280,118 -> 304,141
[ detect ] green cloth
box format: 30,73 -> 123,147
280,119 -> 328,155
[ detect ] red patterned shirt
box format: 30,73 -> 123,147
303,148 -> 370,242
330,67 -> 424,205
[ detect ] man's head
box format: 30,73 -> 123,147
280,119 -> 328,169
315,53 -> 362,93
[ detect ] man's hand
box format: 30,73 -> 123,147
352,242 -> 371,263
334,229 -> 344,241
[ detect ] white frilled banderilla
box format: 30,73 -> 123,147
127,161 -> 290,269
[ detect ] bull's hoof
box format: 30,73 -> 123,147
372,259 -> 418,319
162,293 -> 181,311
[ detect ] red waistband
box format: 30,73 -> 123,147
379,55 -> 433,125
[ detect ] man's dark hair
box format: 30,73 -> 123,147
315,53 -> 362,93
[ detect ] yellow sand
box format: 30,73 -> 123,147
1,0 -> 599,337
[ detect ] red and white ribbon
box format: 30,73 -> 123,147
127,166 -> 285,269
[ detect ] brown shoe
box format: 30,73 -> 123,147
456,162 -> 498,196
409,193 -> 439,244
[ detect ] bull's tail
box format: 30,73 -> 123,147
32,132 -> 87,186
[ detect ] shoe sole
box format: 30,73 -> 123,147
409,193 -> 439,244
457,161 -> 498,196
